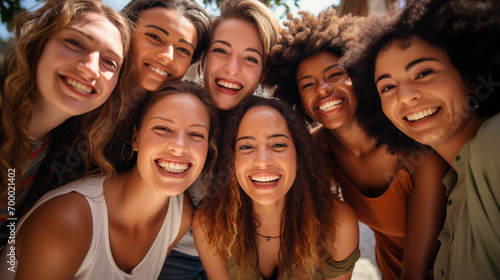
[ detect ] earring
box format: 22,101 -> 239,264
121,142 -> 135,161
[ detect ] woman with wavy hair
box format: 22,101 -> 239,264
0,0 -> 130,228
345,0 -> 500,278
193,96 -> 359,280
164,1 -> 281,278
0,80 -> 219,280
267,8 -> 449,279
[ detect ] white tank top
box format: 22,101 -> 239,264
0,176 -> 184,280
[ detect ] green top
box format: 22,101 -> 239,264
434,113 -> 500,280
226,245 -> 360,280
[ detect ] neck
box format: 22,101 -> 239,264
28,101 -> 71,140
326,120 -> 378,158
107,168 -> 170,227
252,200 -> 284,235
434,113 -> 484,170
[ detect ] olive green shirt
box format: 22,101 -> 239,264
434,114 -> 500,280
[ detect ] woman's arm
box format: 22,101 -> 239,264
325,200 -> 359,280
167,194 -> 194,256
401,150 -> 449,280
15,192 -> 92,280
192,210 -> 231,280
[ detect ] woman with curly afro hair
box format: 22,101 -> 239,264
266,8 -> 449,280
345,0 -> 500,279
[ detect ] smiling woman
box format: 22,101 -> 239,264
0,0 -> 131,235
0,80 -> 220,280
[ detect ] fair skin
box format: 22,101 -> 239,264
374,36 -> 482,167
193,106 -> 359,280
29,12 -> 124,140
132,7 -> 197,91
202,18 -> 266,111
296,51 -> 448,280
15,93 -> 210,279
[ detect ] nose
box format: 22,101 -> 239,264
77,52 -> 100,80
157,45 -> 174,64
167,133 -> 188,156
397,83 -> 422,104
224,54 -> 242,76
254,146 -> 272,168
317,81 -> 333,97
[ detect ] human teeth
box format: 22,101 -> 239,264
251,175 -> 280,182
157,160 -> 189,173
406,107 -> 438,122
216,80 -> 242,90
66,78 -> 93,94
148,64 -> 169,76
318,99 -> 343,112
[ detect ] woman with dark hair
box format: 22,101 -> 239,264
163,1 -> 281,278
267,8 -> 449,279
345,0 -> 500,278
0,81 -> 219,280
193,96 -> 360,279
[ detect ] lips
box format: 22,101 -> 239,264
317,98 -> 344,113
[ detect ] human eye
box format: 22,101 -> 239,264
102,58 -> 118,70
378,84 -> 396,95
146,33 -> 162,43
212,47 -> 227,55
271,142 -> 288,150
237,143 -> 254,151
245,56 -> 259,64
154,125 -> 172,132
65,38 -> 84,49
177,47 -> 192,56
189,131 -> 206,140
415,68 -> 434,79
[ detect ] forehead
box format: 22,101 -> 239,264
237,106 -> 291,136
212,18 -> 263,51
297,51 -> 341,75
68,12 -> 124,56
377,37 -> 449,65
144,93 -> 210,124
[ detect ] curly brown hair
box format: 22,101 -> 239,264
199,96 -> 341,279
0,0 -> 131,215
344,0 -> 500,125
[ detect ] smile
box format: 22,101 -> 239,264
216,79 -> 242,91
65,77 -> 95,94
317,98 -> 344,112
250,174 -> 281,185
405,107 -> 439,122
147,64 -> 170,77
156,160 -> 190,174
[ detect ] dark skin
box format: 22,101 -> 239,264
297,51 -> 448,280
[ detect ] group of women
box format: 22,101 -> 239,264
0,0 -> 498,279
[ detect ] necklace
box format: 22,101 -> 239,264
255,232 -> 281,242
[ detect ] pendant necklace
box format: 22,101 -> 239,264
256,232 -> 281,242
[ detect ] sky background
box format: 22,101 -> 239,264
0,0 -> 340,40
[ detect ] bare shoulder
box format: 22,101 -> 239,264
330,200 -> 359,262
16,192 -> 93,279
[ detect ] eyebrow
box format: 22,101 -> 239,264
68,26 -> 123,61
149,116 -> 209,130
236,133 -> 290,143
211,39 -> 263,58
146,25 -> 195,50
297,64 -> 342,84
375,58 -> 438,84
